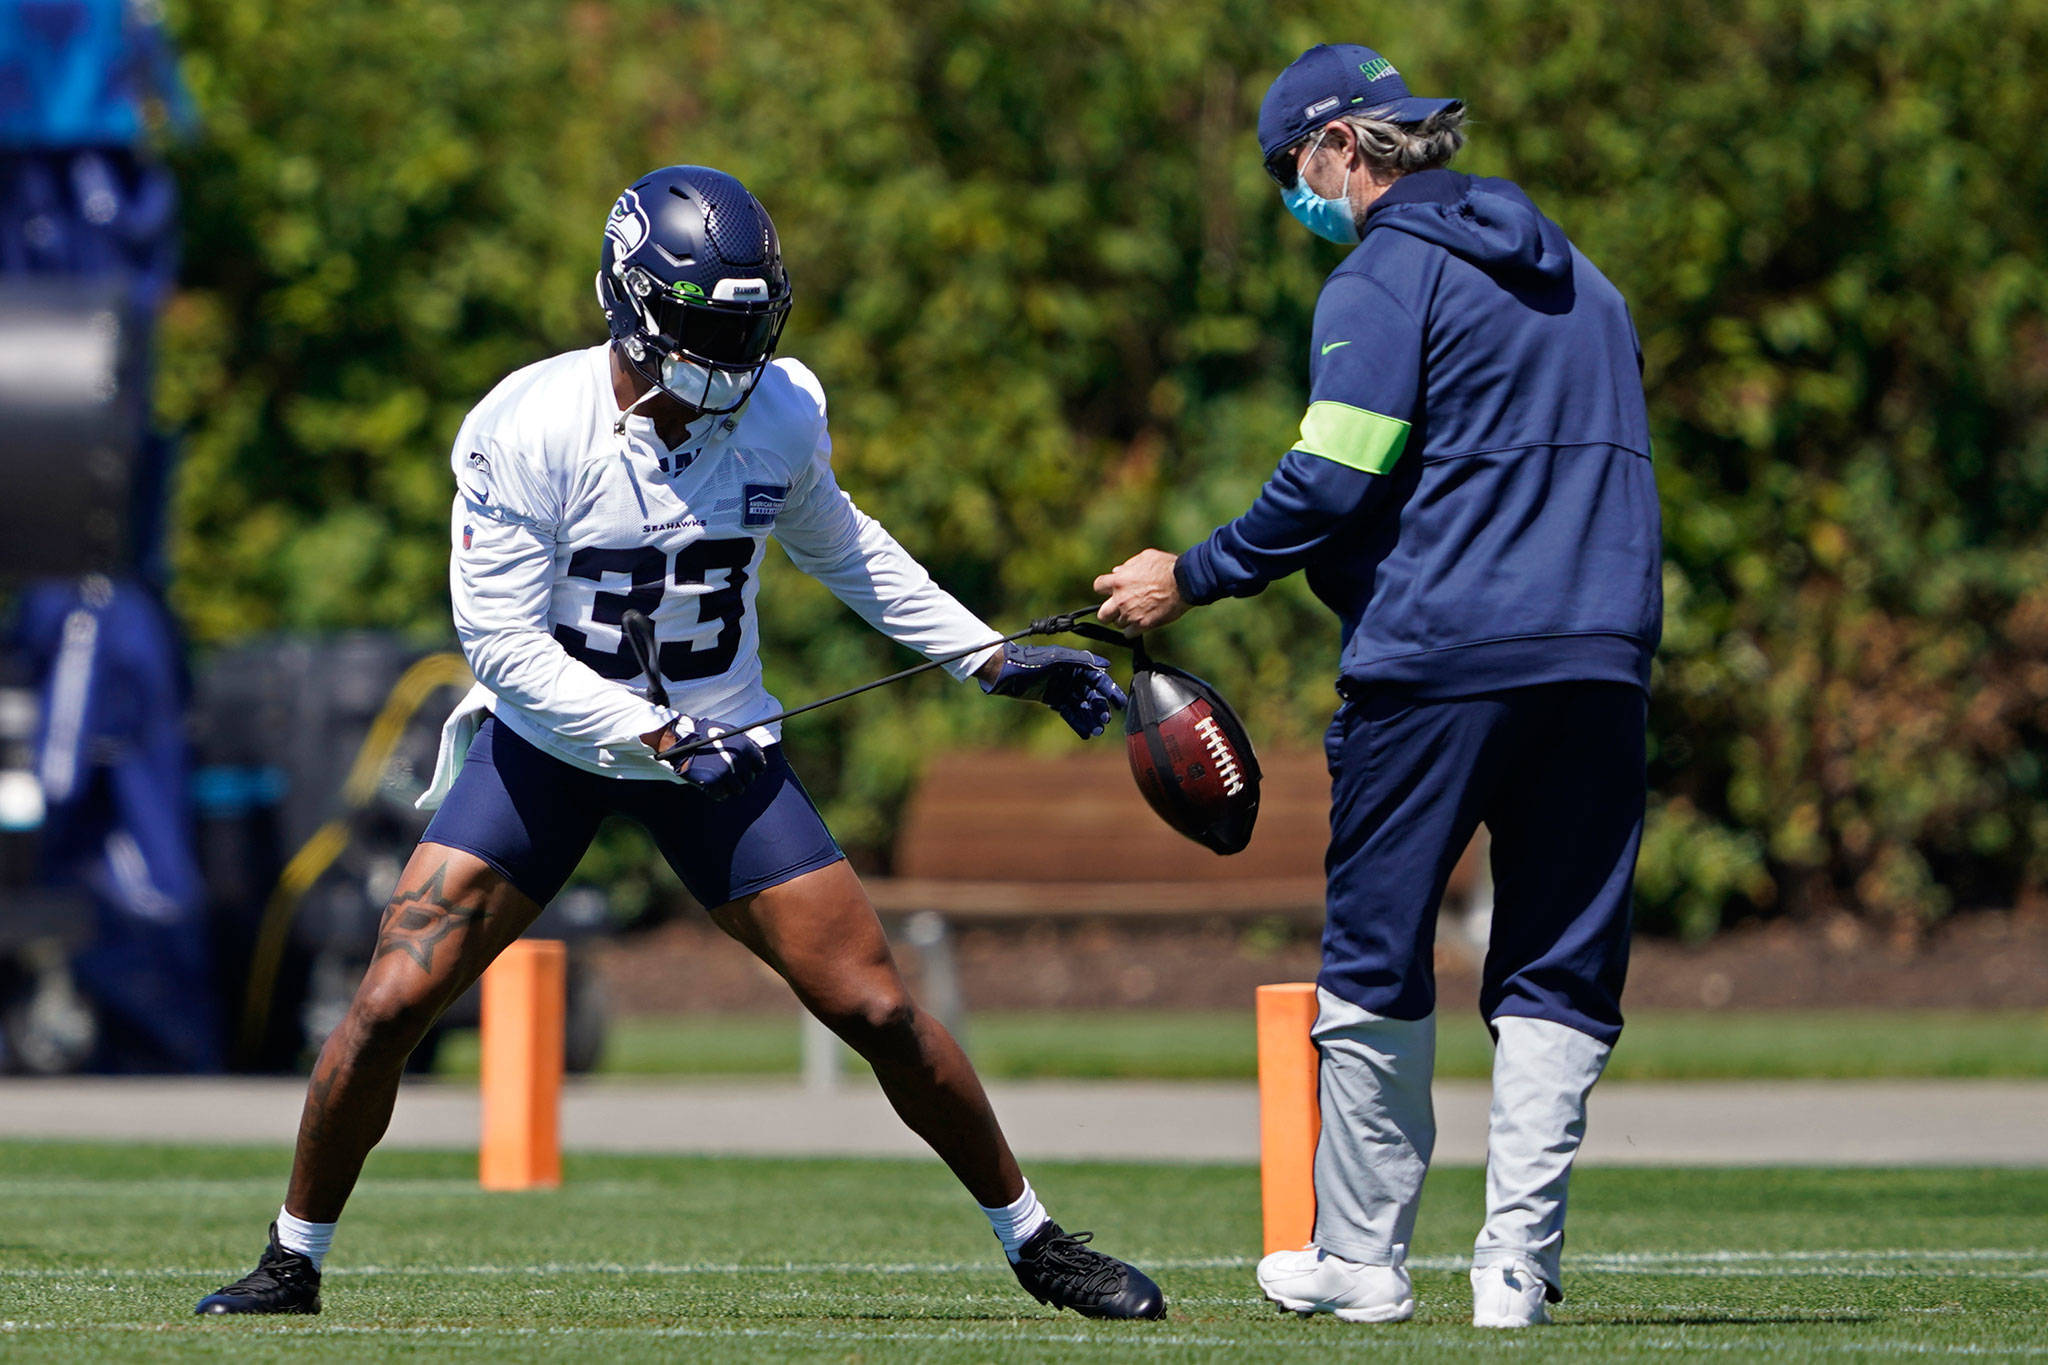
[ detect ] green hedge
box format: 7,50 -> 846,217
159,0 -> 2048,934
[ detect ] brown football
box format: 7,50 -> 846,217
1123,656 -> 1261,855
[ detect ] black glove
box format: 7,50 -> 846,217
981,643 -> 1127,739
657,724 -> 769,800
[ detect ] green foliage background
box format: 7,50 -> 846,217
157,0 -> 2048,936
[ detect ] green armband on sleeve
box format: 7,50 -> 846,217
1294,400 -> 1410,475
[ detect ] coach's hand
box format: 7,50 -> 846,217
1095,549 -> 1190,634
980,643 -> 1127,739
642,722 -> 769,800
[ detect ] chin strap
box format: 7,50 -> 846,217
612,382 -> 663,435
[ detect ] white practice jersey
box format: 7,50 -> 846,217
420,346 -> 1000,802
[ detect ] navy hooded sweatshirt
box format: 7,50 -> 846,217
1176,169 -> 1662,697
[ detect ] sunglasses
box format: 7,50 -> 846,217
1262,128 -> 1329,192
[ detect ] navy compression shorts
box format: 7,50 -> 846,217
419,715 -> 844,909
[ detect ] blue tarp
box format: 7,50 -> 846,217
11,580 -> 220,1071
0,0 -> 191,149
0,148 -> 178,305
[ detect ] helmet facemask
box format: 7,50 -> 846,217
606,265 -> 791,417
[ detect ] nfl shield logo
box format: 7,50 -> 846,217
462,524 -> 473,549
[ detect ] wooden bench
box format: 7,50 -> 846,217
865,748 -> 1335,928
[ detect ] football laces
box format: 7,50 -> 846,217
1194,714 -> 1244,796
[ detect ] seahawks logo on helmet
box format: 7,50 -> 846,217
605,189 -> 651,258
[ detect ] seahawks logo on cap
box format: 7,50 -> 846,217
605,188 -> 650,257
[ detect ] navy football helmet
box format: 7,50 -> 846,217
597,166 -> 792,416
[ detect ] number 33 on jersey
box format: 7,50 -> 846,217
436,345 -> 1001,788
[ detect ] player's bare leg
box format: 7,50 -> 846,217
288,844 -> 545,1219
709,859 -> 1165,1319
197,844 -> 542,1315
708,859 -> 1021,1205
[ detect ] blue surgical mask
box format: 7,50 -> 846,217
1280,133 -> 1360,245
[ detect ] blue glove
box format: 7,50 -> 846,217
658,724 -> 768,800
981,643 -> 1128,739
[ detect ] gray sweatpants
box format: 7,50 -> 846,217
1311,987 -> 1611,1290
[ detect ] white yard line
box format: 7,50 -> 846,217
0,1256 -> 1252,1280
0,1177 -> 660,1197
4,1248 -> 2045,1280
0,1321 -> 1282,1351
2,1319 -> 2045,1357
1568,1248 -> 2048,1264
1618,1342 -> 2048,1360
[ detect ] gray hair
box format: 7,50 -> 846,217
1340,104 -> 1468,176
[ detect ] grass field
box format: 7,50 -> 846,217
435,1008 -> 2048,1082
1,1140 -> 2043,1361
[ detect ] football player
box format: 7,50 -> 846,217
196,166 -> 1163,1321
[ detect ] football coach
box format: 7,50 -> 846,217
1096,43 -> 1662,1329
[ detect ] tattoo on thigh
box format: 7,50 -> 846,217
372,863 -> 492,975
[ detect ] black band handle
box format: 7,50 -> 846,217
654,604 -> 1132,763
621,608 -> 669,710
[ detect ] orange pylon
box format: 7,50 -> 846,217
479,938 -> 565,1191
1256,982 -> 1320,1254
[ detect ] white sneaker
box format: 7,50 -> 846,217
1471,1260 -> 1551,1327
1257,1246 -> 1414,1323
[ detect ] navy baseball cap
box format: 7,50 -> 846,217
1258,43 -> 1461,164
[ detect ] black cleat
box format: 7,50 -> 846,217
194,1222 -> 322,1316
1008,1221 -> 1167,1320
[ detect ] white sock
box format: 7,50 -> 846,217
274,1205 -> 336,1271
980,1180 -> 1051,1262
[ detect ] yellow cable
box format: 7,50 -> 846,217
233,651 -> 473,1065
339,652 -> 474,805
